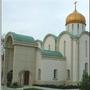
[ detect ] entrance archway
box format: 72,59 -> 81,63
19,70 -> 30,85
24,71 -> 29,85
7,70 -> 13,86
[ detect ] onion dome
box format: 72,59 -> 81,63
66,2 -> 86,25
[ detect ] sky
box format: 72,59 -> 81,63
2,0 -> 89,40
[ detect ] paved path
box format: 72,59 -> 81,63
1,86 -> 79,90
1,86 -> 23,90
31,86 -> 79,90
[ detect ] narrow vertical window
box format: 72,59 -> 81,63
49,44 -> 51,50
77,24 -> 79,33
85,40 -> 87,57
64,41 -> 66,56
82,25 -> 83,31
53,69 -> 57,80
67,69 -> 70,80
85,63 -> 88,72
72,24 -> 73,34
38,69 -> 41,80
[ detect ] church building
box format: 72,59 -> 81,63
2,4 -> 90,86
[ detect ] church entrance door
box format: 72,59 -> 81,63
7,70 -> 13,86
24,71 -> 29,85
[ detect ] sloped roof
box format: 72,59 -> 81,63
41,50 -> 64,59
6,32 -> 35,43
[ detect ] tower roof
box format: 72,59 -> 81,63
66,2 -> 86,25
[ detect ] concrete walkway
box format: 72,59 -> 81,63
1,86 -> 23,90
1,86 -> 79,90
31,86 -> 79,90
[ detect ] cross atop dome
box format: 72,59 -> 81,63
74,1 -> 77,11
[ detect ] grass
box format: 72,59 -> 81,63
33,84 -> 80,89
24,88 -> 42,90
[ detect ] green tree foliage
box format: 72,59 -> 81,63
80,70 -> 90,90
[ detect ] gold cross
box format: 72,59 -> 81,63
74,1 -> 77,11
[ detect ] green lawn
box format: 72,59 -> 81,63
24,88 -> 42,90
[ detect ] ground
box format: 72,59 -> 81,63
1,86 -> 79,90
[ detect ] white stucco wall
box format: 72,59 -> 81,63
58,34 -> 72,70
36,57 -> 66,82
35,48 -> 42,81
7,49 -> 14,72
41,58 -> 66,81
12,45 -> 36,84
72,39 -> 79,82
79,33 -> 89,80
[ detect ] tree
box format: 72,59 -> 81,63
80,70 -> 90,90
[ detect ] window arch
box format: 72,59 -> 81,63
67,69 -> 70,80
38,69 -> 41,80
85,63 -> 88,72
53,69 -> 58,80
64,41 -> 66,56
48,44 -> 51,50
77,24 -> 79,33
85,40 -> 87,57
72,24 -> 73,29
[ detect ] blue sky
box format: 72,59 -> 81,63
2,0 -> 89,40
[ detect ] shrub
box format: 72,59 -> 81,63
10,82 -> 22,88
33,84 -> 79,89
24,88 -> 42,90
80,70 -> 90,90
7,81 -> 11,87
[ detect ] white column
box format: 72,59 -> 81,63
3,48 -> 9,85
72,39 -> 79,82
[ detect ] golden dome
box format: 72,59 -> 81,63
66,10 -> 86,25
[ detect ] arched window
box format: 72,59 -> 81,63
38,69 -> 41,80
77,24 -> 79,33
85,40 -> 87,57
67,69 -> 70,80
53,69 -> 58,80
48,44 -> 51,50
64,41 -> 66,56
67,25 -> 69,31
72,24 -> 73,30
85,63 -> 88,72
72,24 -> 73,34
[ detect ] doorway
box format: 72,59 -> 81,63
24,71 -> 29,85
7,70 -> 13,86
